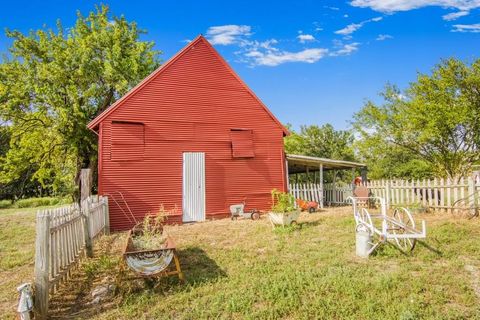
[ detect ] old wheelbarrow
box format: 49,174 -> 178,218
348,196 -> 427,255
121,228 -> 184,281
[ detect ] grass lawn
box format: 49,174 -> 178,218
1,207 -> 480,319
0,207 -> 38,319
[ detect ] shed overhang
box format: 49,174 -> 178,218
287,154 -> 366,174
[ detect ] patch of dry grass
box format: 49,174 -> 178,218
2,207 -> 480,319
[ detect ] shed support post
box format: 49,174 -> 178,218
319,164 -> 324,209
285,159 -> 290,192
333,170 -> 337,204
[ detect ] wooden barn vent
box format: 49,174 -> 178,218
230,129 -> 254,158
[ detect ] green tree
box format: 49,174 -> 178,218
285,124 -> 355,160
0,5 -> 160,197
284,124 -> 356,183
353,58 -> 480,180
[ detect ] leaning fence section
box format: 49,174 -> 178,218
34,195 -> 109,319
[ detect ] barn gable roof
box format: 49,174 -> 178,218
87,35 -> 288,136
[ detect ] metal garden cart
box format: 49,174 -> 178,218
348,196 -> 427,254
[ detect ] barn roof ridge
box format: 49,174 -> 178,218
87,35 -> 289,136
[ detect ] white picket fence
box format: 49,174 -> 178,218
289,183 -> 323,206
34,195 -> 109,319
289,183 -> 354,207
289,177 -> 480,210
324,183 -> 354,205
366,177 -> 480,210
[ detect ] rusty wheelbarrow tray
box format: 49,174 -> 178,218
121,229 -> 185,281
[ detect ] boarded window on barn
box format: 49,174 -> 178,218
111,121 -> 145,161
230,129 -> 254,158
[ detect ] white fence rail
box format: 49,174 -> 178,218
289,177 -> 480,210
324,183 -> 353,205
289,183 -> 354,207
34,195 -> 109,319
366,177 -> 480,211
289,183 -> 323,205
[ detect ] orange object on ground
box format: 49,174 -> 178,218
296,199 -> 319,213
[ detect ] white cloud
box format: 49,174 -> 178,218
451,23 -> 480,32
376,34 -> 393,40
331,42 -> 361,56
344,14 -> 350,18
335,23 -> 363,35
297,34 -> 316,43
206,25 -> 252,45
315,27 -> 324,32
335,17 -> 383,36
442,10 -> 470,20
324,6 -> 340,10
246,48 -> 329,66
350,0 -> 480,12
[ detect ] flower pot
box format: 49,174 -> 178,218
268,211 -> 300,227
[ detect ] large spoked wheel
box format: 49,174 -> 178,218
452,198 -> 478,219
355,208 -> 373,234
391,208 -> 416,252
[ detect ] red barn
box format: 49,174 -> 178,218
88,35 -> 288,230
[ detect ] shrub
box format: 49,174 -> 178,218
0,199 -> 13,209
14,197 -> 64,208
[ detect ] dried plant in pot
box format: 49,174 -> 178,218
131,205 -> 171,251
268,189 -> 300,227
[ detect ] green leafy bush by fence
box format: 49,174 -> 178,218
0,197 -> 70,209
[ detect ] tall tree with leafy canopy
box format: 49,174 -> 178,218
285,124 -> 355,161
353,58 -> 480,180
0,5 -> 160,197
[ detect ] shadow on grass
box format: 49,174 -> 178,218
48,246 -> 226,319
177,247 -> 227,284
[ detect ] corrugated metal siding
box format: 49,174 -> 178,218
231,130 -> 254,158
97,37 -> 286,230
182,152 -> 206,222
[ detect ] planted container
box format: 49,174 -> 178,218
268,189 -> 300,227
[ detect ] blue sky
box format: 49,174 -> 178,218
1,1 -> 479,130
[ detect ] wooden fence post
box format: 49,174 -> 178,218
103,197 -> 110,235
82,200 -> 93,258
80,169 -> 93,257
468,176 -> 476,217
385,180 -> 391,209
34,212 -> 50,319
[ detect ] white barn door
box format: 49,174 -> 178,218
182,152 -> 206,222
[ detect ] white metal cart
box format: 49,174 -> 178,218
348,196 -> 427,254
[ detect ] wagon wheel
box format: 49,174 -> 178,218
452,198 -> 478,219
391,208 -> 416,252
251,211 -> 260,220
356,208 -> 373,234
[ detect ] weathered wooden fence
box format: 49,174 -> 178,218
34,195 -> 109,319
324,183 -> 353,205
366,177 -> 480,211
289,177 -> 480,210
289,183 -> 323,207
289,183 -> 355,207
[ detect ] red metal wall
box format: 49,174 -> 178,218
94,36 -> 287,230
